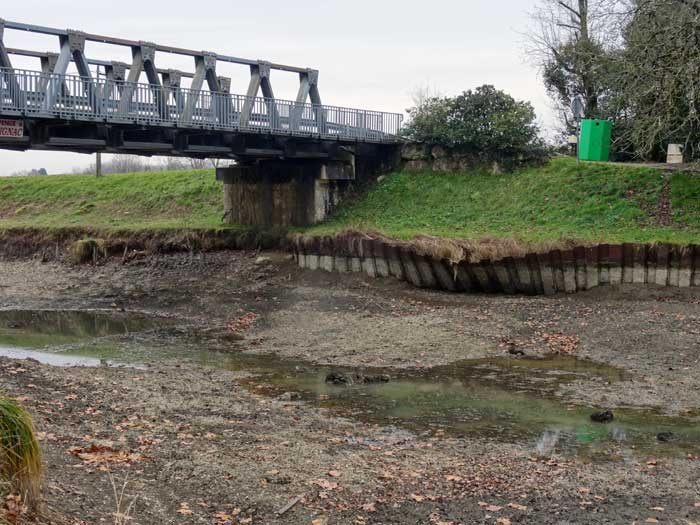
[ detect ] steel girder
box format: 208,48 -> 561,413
0,18 -> 325,133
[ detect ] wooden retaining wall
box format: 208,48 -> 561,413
293,236 -> 700,294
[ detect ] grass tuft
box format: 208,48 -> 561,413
0,398 -> 42,512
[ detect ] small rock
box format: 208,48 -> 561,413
325,371 -> 352,385
656,432 -> 678,442
507,344 -> 526,356
325,371 -> 390,386
277,392 -> 302,401
590,410 -> 614,423
255,256 -> 272,265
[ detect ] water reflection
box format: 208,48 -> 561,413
0,309 -> 698,461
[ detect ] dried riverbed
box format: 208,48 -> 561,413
0,251 -> 699,524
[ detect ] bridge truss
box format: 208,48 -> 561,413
0,19 -> 403,160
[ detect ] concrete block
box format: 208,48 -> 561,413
585,246 -> 599,289
632,244 -> 647,284
372,241 -> 390,278
609,245 -> 623,285
538,254 -> 557,295
513,258 -> 534,294
645,245 -> 657,284
431,259 -> 458,292
374,257 -> 390,278
549,251 -> 566,293
561,250 -> 577,293
655,244 -> 669,286
297,253 -> 306,268
362,257 -> 377,278
415,255 -> 438,289
526,254 -> 544,294
622,243 -> 635,284
385,246 -> 405,281
492,261 -> 515,294
692,246 -> 700,287
573,247 -> 587,291
400,250 -> 423,287
334,256 -> 349,273
320,255 -> 334,272
471,264 -> 494,293
668,246 -> 681,287
455,263 -> 477,292
679,247 -> 692,288
350,257 -> 363,273
598,245 -> 610,285
307,254 -> 320,271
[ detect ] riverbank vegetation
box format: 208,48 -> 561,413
0,158 -> 698,246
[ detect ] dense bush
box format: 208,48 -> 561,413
402,85 -> 547,166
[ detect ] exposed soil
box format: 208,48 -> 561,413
0,251 -> 699,524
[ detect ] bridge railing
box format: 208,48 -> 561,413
0,67 -> 403,143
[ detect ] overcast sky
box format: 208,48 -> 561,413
0,0 -> 552,175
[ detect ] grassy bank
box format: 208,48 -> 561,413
311,157 -> 700,244
0,158 -> 698,245
0,168 -> 224,230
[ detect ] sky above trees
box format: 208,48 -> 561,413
0,0 -> 551,175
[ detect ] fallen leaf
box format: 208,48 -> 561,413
213,511 -> 233,524
645,519 -> 659,524
497,519 -> 512,525
650,506 -> 664,512
177,503 -> 193,515
68,444 -> 142,465
328,470 -> 341,478
361,503 -> 376,513
445,475 -> 462,482
410,494 -> 424,502
508,502 -> 528,511
311,479 -> 338,491
486,505 -> 503,512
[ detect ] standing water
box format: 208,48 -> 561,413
0,309 -> 698,461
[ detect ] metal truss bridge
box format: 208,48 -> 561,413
0,19 -> 403,160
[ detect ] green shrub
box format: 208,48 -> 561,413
402,85 -> 547,167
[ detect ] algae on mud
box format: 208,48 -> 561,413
0,309 -> 697,462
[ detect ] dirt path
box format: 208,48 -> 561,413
0,251 -> 699,524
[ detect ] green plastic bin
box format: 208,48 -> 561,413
579,119 -> 612,162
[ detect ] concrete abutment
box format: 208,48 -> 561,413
217,145 -> 400,227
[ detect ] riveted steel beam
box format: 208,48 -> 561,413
180,52 -> 217,124
7,47 -> 197,80
3,19 -> 311,74
241,61 -> 278,128
162,69 -> 185,114
0,19 -> 24,107
292,69 -> 323,131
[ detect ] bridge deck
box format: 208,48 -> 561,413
0,68 -> 403,145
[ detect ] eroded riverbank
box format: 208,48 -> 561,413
0,252 -> 699,523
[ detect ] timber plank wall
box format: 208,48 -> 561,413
293,236 -> 700,295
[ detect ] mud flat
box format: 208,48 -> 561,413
0,251 -> 698,523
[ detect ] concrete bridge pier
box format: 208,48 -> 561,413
216,147 -> 399,227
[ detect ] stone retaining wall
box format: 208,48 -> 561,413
293,236 -> 700,294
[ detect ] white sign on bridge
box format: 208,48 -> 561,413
0,119 -> 24,138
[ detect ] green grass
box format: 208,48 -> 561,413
310,157 -> 700,244
0,158 -> 698,244
0,168 -> 226,230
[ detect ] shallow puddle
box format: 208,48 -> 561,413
1,309 -> 698,461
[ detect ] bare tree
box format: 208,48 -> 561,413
524,0 -> 626,133
615,0 -> 700,160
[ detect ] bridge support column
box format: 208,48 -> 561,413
217,158 -> 355,227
